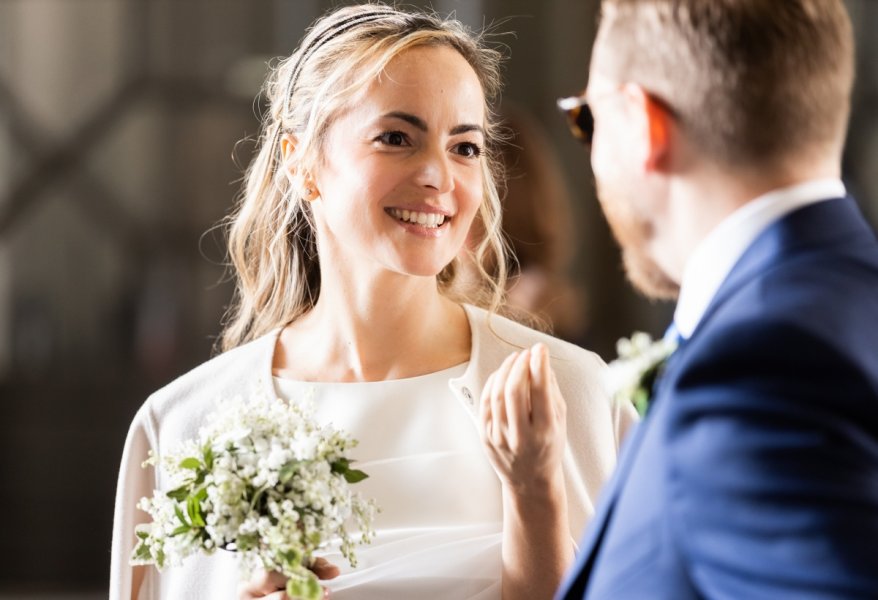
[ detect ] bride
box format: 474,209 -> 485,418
110,4 -> 636,599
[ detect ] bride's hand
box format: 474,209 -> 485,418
479,343 -> 567,495
238,558 -> 339,600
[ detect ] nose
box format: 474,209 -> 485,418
415,146 -> 454,194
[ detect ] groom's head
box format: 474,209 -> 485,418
592,0 -> 854,171
581,0 -> 854,299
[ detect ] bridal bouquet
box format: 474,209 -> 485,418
130,392 -> 377,600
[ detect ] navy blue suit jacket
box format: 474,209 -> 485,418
557,197 -> 878,599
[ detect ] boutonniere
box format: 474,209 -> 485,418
605,332 -> 679,417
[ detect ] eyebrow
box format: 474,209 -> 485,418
382,111 -> 485,137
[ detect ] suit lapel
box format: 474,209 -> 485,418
557,321 -> 693,598
557,410 -> 653,598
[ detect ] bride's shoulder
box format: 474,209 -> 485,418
463,304 -> 606,378
143,329 -> 279,421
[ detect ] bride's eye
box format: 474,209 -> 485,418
376,131 -> 410,147
454,142 -> 483,159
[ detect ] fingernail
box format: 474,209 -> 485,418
530,345 -> 542,375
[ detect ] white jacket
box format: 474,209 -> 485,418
110,304 -> 637,599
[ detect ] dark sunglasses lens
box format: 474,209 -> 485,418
575,104 -> 594,145
557,96 -> 595,146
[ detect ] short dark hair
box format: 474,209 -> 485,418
595,0 -> 854,169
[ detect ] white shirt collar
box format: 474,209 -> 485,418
673,178 -> 846,339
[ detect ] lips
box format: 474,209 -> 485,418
387,207 -> 450,229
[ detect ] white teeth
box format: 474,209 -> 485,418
389,208 -> 448,228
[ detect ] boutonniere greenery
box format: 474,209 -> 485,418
605,332 -> 679,417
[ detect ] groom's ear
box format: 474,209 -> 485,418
622,83 -> 673,174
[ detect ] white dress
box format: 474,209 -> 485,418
273,363 -> 503,599
110,304 -> 637,600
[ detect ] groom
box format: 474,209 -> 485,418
556,0 -> 878,598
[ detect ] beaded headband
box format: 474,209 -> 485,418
284,9 -> 397,106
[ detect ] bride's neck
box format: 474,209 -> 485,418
274,275 -> 470,382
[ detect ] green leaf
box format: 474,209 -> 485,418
166,485 -> 190,502
250,486 -> 267,512
343,469 -> 369,484
286,572 -> 322,600
203,445 -> 214,470
236,532 -> 258,551
278,548 -> 303,569
179,457 -> 201,470
174,504 -> 189,527
633,391 -> 649,417
279,459 -> 303,484
132,541 -> 153,561
331,458 -> 368,483
171,524 -> 190,537
331,458 -> 351,474
187,495 -> 206,528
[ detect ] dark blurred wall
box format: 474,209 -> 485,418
0,0 -> 299,592
0,0 -> 875,595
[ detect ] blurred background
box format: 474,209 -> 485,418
0,0 -> 876,597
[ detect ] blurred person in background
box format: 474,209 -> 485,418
458,103 -> 588,342
110,4 -> 636,600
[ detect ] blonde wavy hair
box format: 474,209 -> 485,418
220,3 -> 511,352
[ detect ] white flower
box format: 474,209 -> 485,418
291,432 -> 321,461
213,426 -> 251,447
605,331 -> 678,416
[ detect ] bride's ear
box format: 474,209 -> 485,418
280,133 -> 319,200
280,133 -> 299,172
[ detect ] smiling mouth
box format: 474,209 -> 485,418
387,208 -> 450,229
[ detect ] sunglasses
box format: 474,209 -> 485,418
557,95 -> 594,146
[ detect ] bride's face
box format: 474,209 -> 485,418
310,44 -> 487,278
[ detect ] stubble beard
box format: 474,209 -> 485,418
597,181 -> 680,301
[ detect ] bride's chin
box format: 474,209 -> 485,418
388,257 -> 457,279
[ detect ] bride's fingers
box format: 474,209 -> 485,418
503,349 -> 532,446
311,557 -> 340,580
239,569 -> 287,598
489,352 -> 518,445
529,344 -> 555,430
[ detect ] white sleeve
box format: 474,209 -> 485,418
109,403 -> 157,600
